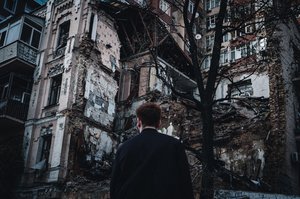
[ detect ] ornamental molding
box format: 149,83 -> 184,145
48,63 -> 64,77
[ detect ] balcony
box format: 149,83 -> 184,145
0,14 -> 43,73
0,99 -> 29,123
0,40 -> 38,66
0,72 -> 32,126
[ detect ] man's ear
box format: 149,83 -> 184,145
137,118 -> 142,132
157,120 -> 161,129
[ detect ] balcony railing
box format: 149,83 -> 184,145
0,99 -> 29,122
0,41 -> 38,66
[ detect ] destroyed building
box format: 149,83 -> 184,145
11,0 -> 300,198
16,0 -> 197,198
200,0 -> 300,194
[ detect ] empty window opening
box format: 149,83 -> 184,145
229,79 -> 253,98
57,21 -> 70,49
48,74 -> 62,106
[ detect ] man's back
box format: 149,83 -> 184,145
110,128 -> 194,199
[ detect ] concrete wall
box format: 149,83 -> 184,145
275,21 -> 300,193
23,0 -> 121,186
265,17 -> 300,194
215,72 -> 269,99
84,65 -> 118,127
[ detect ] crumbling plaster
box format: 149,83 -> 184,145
84,126 -> 113,162
84,65 -> 118,127
215,72 -> 270,99
95,13 -> 121,72
64,11 -> 120,179
270,21 -> 300,193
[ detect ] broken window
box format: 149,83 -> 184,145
48,74 -> 62,106
229,79 -> 253,98
159,0 -> 171,15
4,0 -> 17,13
57,21 -> 70,49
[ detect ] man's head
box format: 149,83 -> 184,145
136,102 -> 161,131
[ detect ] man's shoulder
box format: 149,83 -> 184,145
117,133 -> 143,150
120,129 -> 180,147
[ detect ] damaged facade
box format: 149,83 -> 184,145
20,0 -> 120,197
18,0 -> 197,198
13,0 -> 300,198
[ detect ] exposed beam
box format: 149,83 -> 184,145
138,11 -> 153,46
121,23 -> 135,54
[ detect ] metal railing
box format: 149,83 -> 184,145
0,99 -> 29,122
0,41 -> 38,66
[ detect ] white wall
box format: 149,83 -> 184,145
215,72 -> 269,99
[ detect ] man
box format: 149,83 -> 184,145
110,102 -> 194,199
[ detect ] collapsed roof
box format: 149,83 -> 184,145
97,0 -> 195,80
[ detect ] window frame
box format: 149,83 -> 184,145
203,55 -> 211,70
188,0 -> 194,13
20,22 -> 42,49
205,34 -> 214,50
37,126 -> 53,170
56,21 -> 70,49
48,74 -> 62,106
220,49 -> 228,64
229,79 -> 253,98
4,0 -> 18,14
0,28 -> 7,47
6,20 -> 21,45
206,0 -> 220,10
159,0 -> 171,15
206,15 -> 216,29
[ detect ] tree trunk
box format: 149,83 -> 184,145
200,105 -> 215,199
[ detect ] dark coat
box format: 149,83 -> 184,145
110,128 -> 194,199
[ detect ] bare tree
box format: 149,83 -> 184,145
99,0 -> 300,197
148,0 -> 300,198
